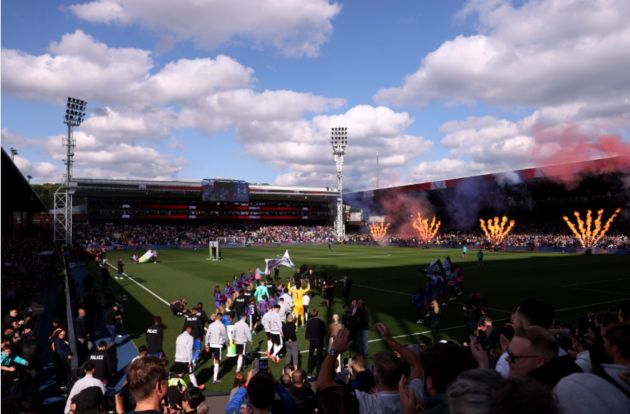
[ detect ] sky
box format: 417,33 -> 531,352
2,0 -> 629,190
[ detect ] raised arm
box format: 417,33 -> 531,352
375,322 -> 422,379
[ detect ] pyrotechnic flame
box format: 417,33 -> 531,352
479,216 -> 516,245
369,221 -> 390,242
563,208 -> 622,248
412,212 -> 441,243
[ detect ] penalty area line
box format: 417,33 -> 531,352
106,262 -> 170,307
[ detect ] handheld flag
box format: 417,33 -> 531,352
264,250 -> 296,274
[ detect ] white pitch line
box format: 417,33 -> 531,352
106,262 -> 170,307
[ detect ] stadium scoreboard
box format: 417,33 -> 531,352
201,179 -> 249,202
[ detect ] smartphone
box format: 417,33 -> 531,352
252,357 -> 260,375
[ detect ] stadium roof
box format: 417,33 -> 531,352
1,148 -> 46,213
73,177 -> 339,198
347,156 -> 630,196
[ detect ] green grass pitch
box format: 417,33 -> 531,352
101,245 -> 630,392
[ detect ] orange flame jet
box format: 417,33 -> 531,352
563,208 -> 622,248
479,216 -> 515,245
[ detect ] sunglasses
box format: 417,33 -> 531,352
507,350 -> 540,363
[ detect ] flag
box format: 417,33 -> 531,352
255,268 -> 263,280
264,250 -> 296,274
423,259 -> 445,276
443,256 -> 453,272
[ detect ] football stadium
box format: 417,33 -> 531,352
3,2 -> 630,414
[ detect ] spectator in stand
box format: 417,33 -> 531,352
146,316 -> 164,358
225,368 -> 297,414
126,357 -> 169,414
348,354 -> 376,393
445,369 -> 559,414
290,369 -> 316,413
418,342 -> 478,413
306,309 -> 326,378
473,325 -> 580,387
601,323 -> 630,394
230,372 -> 246,400
54,329 -> 73,391
182,386 -> 206,414
64,362 -> 105,414
1,343 -> 29,396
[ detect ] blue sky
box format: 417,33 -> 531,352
2,0 -> 629,189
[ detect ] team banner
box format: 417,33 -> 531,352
133,249 -> 158,264
264,250 -> 296,274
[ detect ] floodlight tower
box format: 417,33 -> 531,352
54,97 -> 87,245
331,127 -> 348,242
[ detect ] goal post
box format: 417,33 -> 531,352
208,240 -> 220,261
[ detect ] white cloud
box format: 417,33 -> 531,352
1,128 -> 40,148
411,158 -> 489,182
13,155 -> 62,182
43,132 -> 186,180
236,105 -> 433,189
1,31 -> 254,106
377,0 -> 630,182
2,31 -> 430,187
375,0 -> 630,108
69,0 -> 341,57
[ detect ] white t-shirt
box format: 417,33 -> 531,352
303,295 -> 311,306
354,389 -> 402,414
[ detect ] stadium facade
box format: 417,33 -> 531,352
344,157 -> 630,232
73,178 -> 338,224
66,157 -> 630,233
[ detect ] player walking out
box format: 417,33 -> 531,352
268,305 -> 283,363
232,313 -> 252,373
288,281 -> 310,327
174,326 -> 200,388
205,314 -> 227,384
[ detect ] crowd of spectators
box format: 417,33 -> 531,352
115,297 -> 629,414
76,224 -> 336,248
1,237 -> 64,413
349,232 -> 630,249
76,223 -> 629,250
